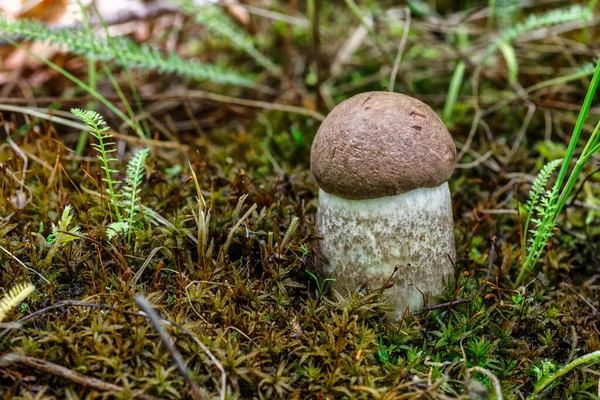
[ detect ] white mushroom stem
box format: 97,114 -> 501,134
317,182 -> 456,318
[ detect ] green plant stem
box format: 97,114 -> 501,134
0,17 -> 258,89
553,121 -> 600,221
91,126 -> 122,222
102,63 -> 144,138
95,4 -> 148,138
72,109 -> 123,222
307,0 -> 324,107
123,67 -> 151,138
74,59 -> 96,159
531,350 -> 600,397
498,40 -> 518,85
483,5 -> 592,61
488,0 -> 496,28
74,1 -> 96,157
443,61 -> 466,123
518,184 -> 558,286
176,0 -> 281,76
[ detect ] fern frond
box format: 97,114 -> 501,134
501,5 -> 592,43
515,159 -> 563,286
522,159 -> 562,246
50,204 -> 81,246
71,108 -> 122,221
122,148 -> 149,229
70,109 -> 109,131
526,159 -> 563,215
126,149 -> 149,192
175,0 -> 281,75
524,180 -> 561,273
0,17 -> 257,88
0,283 -> 35,323
107,221 -> 130,240
485,5 -> 592,59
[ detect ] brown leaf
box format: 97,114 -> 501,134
18,0 -> 68,23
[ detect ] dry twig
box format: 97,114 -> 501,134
0,354 -> 164,400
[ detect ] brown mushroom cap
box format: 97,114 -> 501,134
310,91 -> 456,200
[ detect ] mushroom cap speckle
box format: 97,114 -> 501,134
310,91 -> 456,200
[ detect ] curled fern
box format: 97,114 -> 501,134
0,283 -> 35,323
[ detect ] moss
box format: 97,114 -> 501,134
1,1 -> 600,398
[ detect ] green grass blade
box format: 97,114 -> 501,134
498,40 -> 518,85
551,61 -> 600,219
443,61 -> 466,124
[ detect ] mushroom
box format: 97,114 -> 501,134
310,91 -> 456,317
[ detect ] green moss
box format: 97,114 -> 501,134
1,1 -> 600,398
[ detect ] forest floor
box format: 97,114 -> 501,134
1,0 -> 600,398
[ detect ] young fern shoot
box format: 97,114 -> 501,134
122,148 -> 149,241
48,204 -> 81,246
71,108 -> 122,222
515,61 -> 600,288
45,204 -> 81,263
71,109 -> 150,241
515,160 -> 562,287
526,182 -> 561,267
522,160 -> 562,246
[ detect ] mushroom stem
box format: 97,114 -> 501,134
317,182 -> 455,317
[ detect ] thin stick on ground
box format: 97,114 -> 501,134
220,203 -> 258,261
0,244 -> 50,285
0,354 -> 163,400
134,295 -> 205,400
0,104 -> 188,150
389,8 -> 411,92
0,300 -> 227,400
